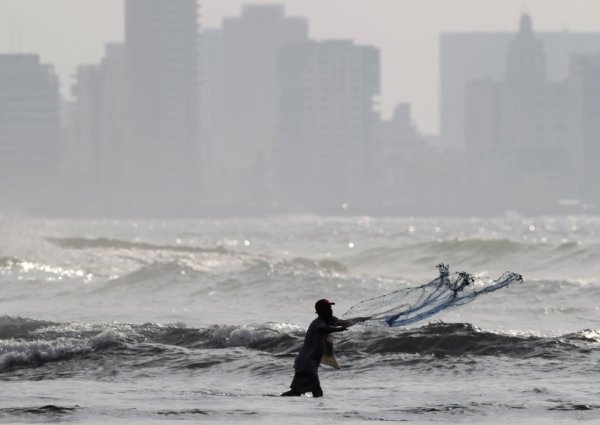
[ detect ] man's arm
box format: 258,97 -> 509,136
333,316 -> 369,328
319,317 -> 348,334
322,324 -> 348,334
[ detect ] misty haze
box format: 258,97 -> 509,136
1,2 -> 599,216
2,1 -> 600,424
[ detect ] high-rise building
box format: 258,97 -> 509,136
278,40 -> 380,209
465,16 -> 570,164
198,29 -> 221,204
125,0 -> 200,212
0,54 -> 61,208
71,43 -> 128,211
500,14 -> 559,164
200,5 -> 308,207
505,15 -> 545,86
464,16 -> 573,207
440,18 -> 600,149
568,53 -> 600,197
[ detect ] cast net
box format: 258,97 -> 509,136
343,264 -> 523,327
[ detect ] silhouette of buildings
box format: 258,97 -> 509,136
200,5 -> 308,208
68,0 -> 201,215
70,43 -> 127,211
441,23 -> 600,150
366,104 -> 442,212
466,15 -> 569,164
568,53 -> 600,201
124,0 -> 200,213
0,54 -> 61,210
278,40 -> 380,210
5,5 -> 600,215
464,15 -> 598,211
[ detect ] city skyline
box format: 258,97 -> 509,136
2,1 -> 600,216
1,0 -> 599,133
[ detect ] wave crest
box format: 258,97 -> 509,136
1,316 -> 598,373
0,328 -> 124,372
45,237 -> 229,255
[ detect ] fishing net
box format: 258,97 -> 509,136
343,264 -> 523,327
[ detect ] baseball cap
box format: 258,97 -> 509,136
315,299 -> 335,312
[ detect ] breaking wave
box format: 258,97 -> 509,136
1,316 -> 598,376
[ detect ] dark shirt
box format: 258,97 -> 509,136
294,315 -> 341,373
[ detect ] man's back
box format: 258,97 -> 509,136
294,317 -> 327,371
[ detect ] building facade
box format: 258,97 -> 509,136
464,15 -> 574,209
125,0 -> 200,213
200,5 -> 308,207
278,40 -> 380,209
71,43 -> 128,211
568,53 -> 600,200
0,54 -> 61,209
440,19 -> 600,150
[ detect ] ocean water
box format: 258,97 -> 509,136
1,214 -> 600,424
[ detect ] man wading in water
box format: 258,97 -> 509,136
281,299 -> 353,397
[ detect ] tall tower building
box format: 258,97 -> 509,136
502,14 -> 550,155
440,19 -> 600,149
200,5 -> 308,207
465,15 -> 569,159
464,16 -> 572,207
278,40 -> 380,209
0,55 -> 61,209
125,0 -> 200,213
506,15 -> 546,86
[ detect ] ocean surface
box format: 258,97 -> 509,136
1,214 -> 600,424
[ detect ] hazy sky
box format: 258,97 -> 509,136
0,0 -> 599,133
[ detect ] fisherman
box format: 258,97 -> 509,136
281,299 -> 351,397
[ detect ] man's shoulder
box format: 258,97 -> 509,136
308,317 -> 327,329
308,316 -> 343,330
